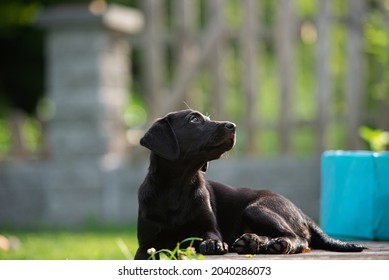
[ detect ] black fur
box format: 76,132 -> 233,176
134,110 -> 365,259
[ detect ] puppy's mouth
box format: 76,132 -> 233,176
209,133 -> 236,152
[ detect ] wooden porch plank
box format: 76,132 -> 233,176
205,241 -> 389,260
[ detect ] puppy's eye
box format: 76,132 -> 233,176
190,115 -> 201,123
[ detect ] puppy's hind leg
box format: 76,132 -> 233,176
233,205 -> 309,254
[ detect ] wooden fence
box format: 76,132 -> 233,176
133,0 -> 388,156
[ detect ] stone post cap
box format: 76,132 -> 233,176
37,2 -> 144,34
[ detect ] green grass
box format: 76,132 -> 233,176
0,226 -> 138,260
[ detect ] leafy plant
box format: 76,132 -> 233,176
147,237 -> 204,260
359,126 -> 389,152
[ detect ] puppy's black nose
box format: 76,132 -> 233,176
224,122 -> 236,130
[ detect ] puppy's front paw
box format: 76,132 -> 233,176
232,233 -> 269,254
199,239 -> 228,255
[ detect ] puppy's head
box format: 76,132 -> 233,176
140,110 -> 236,165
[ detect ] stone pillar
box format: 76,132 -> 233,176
38,3 -> 143,226
39,3 -> 143,160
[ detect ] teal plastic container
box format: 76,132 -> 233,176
320,151 -> 389,240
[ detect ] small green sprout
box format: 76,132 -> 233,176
147,237 -> 204,260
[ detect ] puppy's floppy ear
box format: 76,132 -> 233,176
140,117 -> 180,161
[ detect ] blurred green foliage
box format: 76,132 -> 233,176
359,126 -> 389,152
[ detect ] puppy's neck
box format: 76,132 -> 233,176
148,153 -> 206,186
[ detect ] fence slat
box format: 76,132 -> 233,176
315,0 -> 331,153
141,0 -> 166,120
240,0 -> 260,154
345,0 -> 365,149
173,0 -> 196,108
207,0 -> 226,119
275,0 -> 295,154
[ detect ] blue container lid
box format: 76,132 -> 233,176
323,150 -> 389,158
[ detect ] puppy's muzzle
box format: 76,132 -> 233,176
211,121 -> 236,150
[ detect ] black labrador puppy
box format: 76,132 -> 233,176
134,109 -> 365,259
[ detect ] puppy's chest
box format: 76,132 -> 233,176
148,187 -> 209,227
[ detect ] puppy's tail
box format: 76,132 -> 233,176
307,217 -> 366,252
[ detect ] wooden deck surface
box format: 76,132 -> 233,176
205,242 -> 389,260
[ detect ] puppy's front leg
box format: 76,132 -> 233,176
199,232 -> 228,255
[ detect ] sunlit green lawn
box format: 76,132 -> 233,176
0,226 -> 138,260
